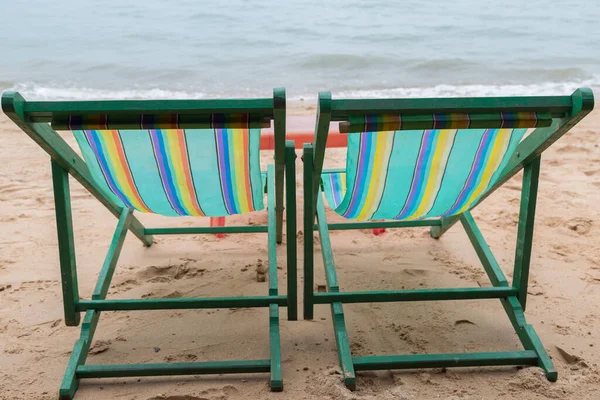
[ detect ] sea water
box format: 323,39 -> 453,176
1,0 -> 599,100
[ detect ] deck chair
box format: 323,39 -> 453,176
1,88 -> 298,398
302,88 -> 594,389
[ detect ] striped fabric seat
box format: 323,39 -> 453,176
73,128 -> 264,217
322,128 -> 526,221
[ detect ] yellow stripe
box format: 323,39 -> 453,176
456,129 -> 512,214
406,130 -> 456,220
164,132 -> 197,215
101,132 -> 146,211
233,130 -> 251,214
356,132 -> 393,220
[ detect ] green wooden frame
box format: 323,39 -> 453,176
1,88 -> 298,398
303,88 -> 594,389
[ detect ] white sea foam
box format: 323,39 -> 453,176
325,80 -> 600,100
6,83 -> 209,100
6,79 -> 599,102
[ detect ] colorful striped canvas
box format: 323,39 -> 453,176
52,113 -> 271,131
322,128 -> 526,221
339,112 -> 551,133
73,128 -> 264,217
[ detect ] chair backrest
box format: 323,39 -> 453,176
2,89 -> 286,217
72,122 -> 264,217
313,89 -> 593,221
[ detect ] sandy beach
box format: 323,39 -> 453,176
1,102 -> 599,400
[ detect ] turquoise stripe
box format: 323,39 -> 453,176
444,129 -> 499,215
370,131 -> 421,220
425,129 -> 487,217
322,172 -> 343,209
186,129 -> 230,216
118,130 -> 176,216
332,174 -> 342,206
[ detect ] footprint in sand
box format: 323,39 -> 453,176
582,168 -> 600,177
556,144 -> 590,154
146,385 -> 239,400
163,353 -> 198,362
565,218 -> 593,235
111,279 -> 141,294
549,244 -> 573,261
137,262 -> 206,283
543,216 -> 593,235
18,280 -> 58,291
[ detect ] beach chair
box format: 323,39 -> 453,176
302,88 -> 594,389
1,88 -> 297,398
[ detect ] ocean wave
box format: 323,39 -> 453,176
298,53 -> 390,69
4,79 -> 599,102
4,83 -> 209,100
324,80 -> 600,99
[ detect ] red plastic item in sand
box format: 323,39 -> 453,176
210,216 -> 226,238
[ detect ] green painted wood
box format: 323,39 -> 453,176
21,97 -> 275,119
92,208 -> 132,300
314,195 -> 356,389
59,310 -> 100,399
316,197 -> 340,291
2,92 -> 153,247
331,302 -> 356,390
51,160 -> 81,327
353,350 -> 539,371
339,112 -> 553,133
285,140 -> 298,321
303,144 -> 315,320
470,88 -> 593,214
77,296 -> 287,311
524,324 -> 557,381
267,164 -> 278,296
430,215 -> 460,239
512,156 -> 541,311
266,162 -> 284,390
273,88 -> 286,244
428,88 -> 592,237
501,296 -> 557,381
3,89 -> 293,396
502,296 -> 529,330
51,115 -> 271,131
328,95 -> 573,117
311,92 -> 332,208
59,339 -> 85,399
76,359 -> 271,378
321,167 -> 346,174
269,304 -> 283,391
304,91 -> 587,388
460,212 -> 509,287
323,219 -> 441,230
313,287 -> 517,304
144,226 -> 268,235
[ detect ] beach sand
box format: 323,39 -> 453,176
1,102 -> 599,399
